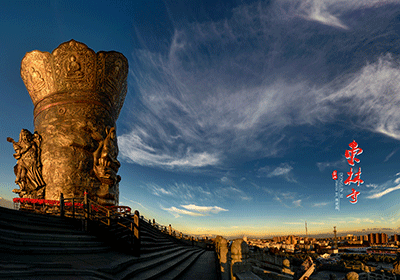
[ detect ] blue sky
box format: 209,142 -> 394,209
1,0 -> 400,238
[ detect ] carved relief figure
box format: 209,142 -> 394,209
29,67 -> 45,92
93,127 -> 121,204
7,129 -> 45,198
112,60 -> 122,79
66,55 -> 83,78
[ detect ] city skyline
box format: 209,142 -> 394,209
1,0 -> 400,238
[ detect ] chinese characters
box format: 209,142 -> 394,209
344,140 -> 363,203
345,140 -> 363,166
346,188 -> 360,204
333,140 -> 363,207
334,172 -> 343,211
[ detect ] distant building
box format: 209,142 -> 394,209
368,233 -> 388,244
390,234 -> 400,242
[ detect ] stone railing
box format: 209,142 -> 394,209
13,192 -> 141,256
215,237 -> 283,280
214,238 -> 322,280
139,214 -> 214,250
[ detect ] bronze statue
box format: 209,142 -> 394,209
11,40 -> 128,205
7,129 -> 45,198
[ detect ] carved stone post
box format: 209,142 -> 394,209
215,235 -> 223,257
230,239 -> 251,280
219,237 -> 230,280
18,40 -> 128,205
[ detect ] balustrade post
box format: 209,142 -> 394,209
153,219 -> 155,227
133,210 -> 140,257
219,238 -> 230,280
60,193 -> 64,217
107,210 -> 110,226
230,239 -> 251,280
72,197 -> 75,219
84,190 -> 88,219
169,224 -> 172,235
83,190 -> 88,231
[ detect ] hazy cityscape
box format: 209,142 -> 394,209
1,0 -> 400,279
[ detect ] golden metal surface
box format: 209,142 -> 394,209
11,40 -> 128,205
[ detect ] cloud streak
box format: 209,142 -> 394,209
312,202 -> 328,207
258,163 -> 297,183
162,204 -> 228,218
119,0 -> 400,171
145,182 -> 251,203
181,204 -> 228,214
295,0 -> 349,29
265,188 -> 302,208
366,185 -> 400,199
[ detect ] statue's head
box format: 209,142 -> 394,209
19,129 -> 32,142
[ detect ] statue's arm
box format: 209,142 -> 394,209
6,137 -> 16,144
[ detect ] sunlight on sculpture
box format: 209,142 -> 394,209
8,40 -> 128,205
7,129 -> 45,198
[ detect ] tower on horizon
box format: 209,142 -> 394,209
334,226 -> 337,249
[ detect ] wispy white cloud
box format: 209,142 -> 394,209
384,149 -> 398,162
295,0 -> 349,29
265,188 -> 302,208
119,0 -> 400,172
365,183 -> 378,189
147,184 -> 174,197
215,186 -> 252,201
181,204 -> 228,214
220,173 -> 236,186
119,132 -> 220,168
120,196 -> 148,210
324,54 -> 400,141
364,176 -> 400,199
162,206 -> 206,218
162,204 -> 228,218
146,182 -> 212,201
268,163 -> 293,177
312,202 -> 328,207
350,218 -> 378,224
316,158 -> 347,172
329,217 -> 376,224
145,182 -> 250,204
281,192 -> 296,200
366,185 -> 400,199
293,199 -> 302,207
259,163 -> 297,183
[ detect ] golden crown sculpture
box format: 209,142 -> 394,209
20,39 -> 128,123
9,40 -> 129,205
